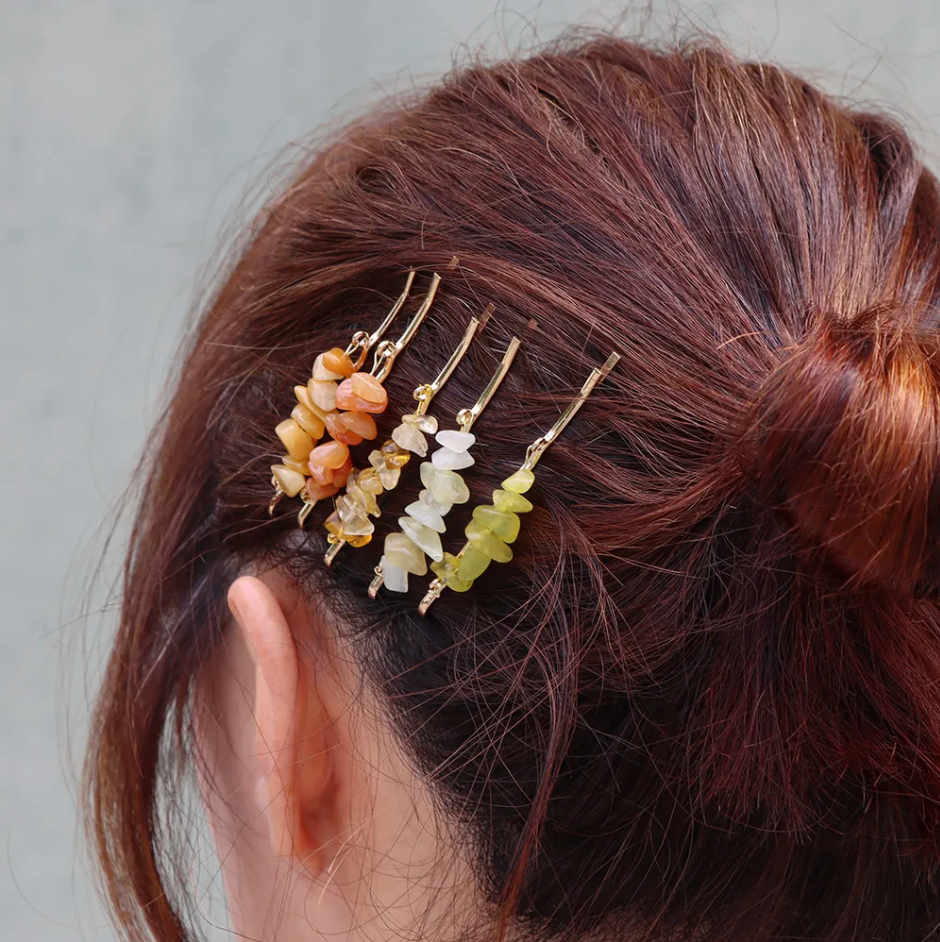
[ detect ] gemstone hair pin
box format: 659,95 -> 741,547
268,269 -> 416,517
268,266 -> 449,527
418,351 -> 620,615
323,304 -> 495,565
369,333 -> 522,596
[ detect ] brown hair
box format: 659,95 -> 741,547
86,31 -> 940,942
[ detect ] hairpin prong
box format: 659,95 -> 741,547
370,273 -> 442,383
418,350 -> 619,615
268,477 -> 286,515
416,564 -> 448,613
369,331 -> 522,598
455,333 -> 521,433
415,303 -> 495,415
522,351 -> 620,471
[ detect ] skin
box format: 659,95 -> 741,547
195,572 -> 481,942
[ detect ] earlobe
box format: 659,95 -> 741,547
227,574 -> 334,873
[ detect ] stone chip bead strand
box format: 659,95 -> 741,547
418,352 -> 621,615
429,469 -> 534,593
270,347 -> 361,500
376,431 -> 475,593
323,305 -> 491,564
369,332 -> 522,597
305,370 -> 387,504
268,269 -> 417,518
270,349 -> 387,514
282,267 -> 446,529
323,419 -> 426,549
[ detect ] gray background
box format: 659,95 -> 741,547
3,1 -> 939,939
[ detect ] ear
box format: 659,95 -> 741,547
227,574 -> 334,871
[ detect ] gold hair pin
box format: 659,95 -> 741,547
369,333 -> 522,596
418,352 -> 620,614
268,266 -> 449,526
268,270 -> 415,515
323,304 -> 496,565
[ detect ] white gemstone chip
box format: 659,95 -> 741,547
391,423 -> 428,456
381,557 -> 409,593
435,430 -> 476,452
403,413 -> 439,434
404,500 -> 446,533
432,447 -> 475,471
417,488 -> 452,516
420,462 -> 470,505
399,516 -> 445,561
384,532 -> 428,575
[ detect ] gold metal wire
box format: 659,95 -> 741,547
414,304 -> 494,416
369,274 -> 440,382
521,352 -> 620,471
456,333 -> 522,433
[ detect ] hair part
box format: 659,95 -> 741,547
86,30 -> 940,942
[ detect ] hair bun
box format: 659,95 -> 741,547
750,308 -> 940,597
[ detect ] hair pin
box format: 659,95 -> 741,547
298,269 -> 449,527
369,332 -> 522,596
268,268 -> 416,516
267,263 -> 454,527
323,304 -> 495,565
345,269 -> 417,371
418,351 -> 620,615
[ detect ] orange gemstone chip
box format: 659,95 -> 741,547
307,440 -> 350,470
342,411 -> 378,439
306,480 -> 340,502
335,374 -> 389,413
351,372 -> 387,403
322,347 -> 356,377
324,410 -> 379,446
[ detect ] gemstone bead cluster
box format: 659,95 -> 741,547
430,468 -> 534,592
270,347 -> 389,505
379,429 -> 476,593
323,410 -> 437,549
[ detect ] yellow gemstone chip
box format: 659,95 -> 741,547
501,468 -> 535,494
465,519 -> 513,563
430,553 -> 473,592
472,505 -> 520,543
492,488 -> 533,513
457,545 -> 492,582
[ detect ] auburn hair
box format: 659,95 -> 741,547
85,31 -> 940,942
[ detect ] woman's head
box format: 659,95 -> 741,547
87,31 -> 940,942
